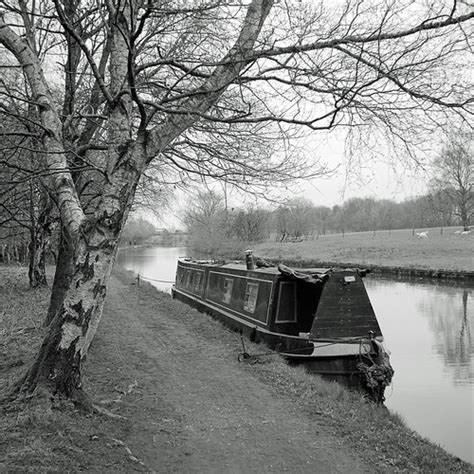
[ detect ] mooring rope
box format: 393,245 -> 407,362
238,335 -> 370,364
136,274 -> 175,284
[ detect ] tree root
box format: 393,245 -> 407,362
92,404 -> 126,419
100,380 -> 138,406
72,389 -> 126,419
1,378 -> 124,420
110,437 -> 146,467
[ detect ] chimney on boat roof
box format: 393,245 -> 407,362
245,250 -> 255,270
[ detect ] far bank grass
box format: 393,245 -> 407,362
252,227 -> 474,272
1,266 -> 471,472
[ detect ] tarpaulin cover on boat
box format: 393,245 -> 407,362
277,264 -> 329,285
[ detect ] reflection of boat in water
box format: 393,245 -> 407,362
172,255 -> 393,402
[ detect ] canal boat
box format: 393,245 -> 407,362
172,256 -> 393,400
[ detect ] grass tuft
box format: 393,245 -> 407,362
0,267 -> 51,394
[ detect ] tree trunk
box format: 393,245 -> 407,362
45,231 -> 75,326
18,164 -> 139,404
19,2 -> 142,401
28,237 -> 47,287
21,224 -> 120,401
28,190 -> 53,288
460,204 -> 469,231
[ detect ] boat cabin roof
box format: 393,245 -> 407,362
178,258 -> 330,276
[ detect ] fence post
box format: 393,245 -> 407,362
136,273 -> 140,287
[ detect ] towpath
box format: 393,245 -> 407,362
84,271 -> 371,473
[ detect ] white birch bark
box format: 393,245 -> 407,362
0,0 -> 273,400
0,14 -> 85,237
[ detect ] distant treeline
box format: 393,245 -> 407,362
273,192 -> 462,241
120,217 -> 159,245
182,189 -> 472,253
1,190 -> 469,264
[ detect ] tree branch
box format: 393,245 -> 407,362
145,0 -> 274,162
0,12 -> 85,237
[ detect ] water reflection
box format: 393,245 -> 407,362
365,276 -> 473,462
116,246 -> 188,293
422,287 -> 472,384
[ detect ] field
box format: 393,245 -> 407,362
253,227 -> 474,272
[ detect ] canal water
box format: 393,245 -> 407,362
116,246 -> 473,463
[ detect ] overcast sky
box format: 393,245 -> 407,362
156,150 -> 431,230
150,122 -> 439,229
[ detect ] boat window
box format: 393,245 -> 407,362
185,270 -> 193,287
243,282 -> 259,313
195,272 -> 203,291
222,278 -> 233,304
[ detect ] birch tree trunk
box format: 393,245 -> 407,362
45,231 -> 74,326
0,0 -> 273,403
20,161 -> 140,400
28,189 -> 54,288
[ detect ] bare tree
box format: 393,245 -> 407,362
0,0 -> 472,405
431,132 -> 473,230
231,207 -> 270,242
183,190 -> 227,254
275,198 -> 314,241
121,216 -> 157,245
0,129 -> 56,286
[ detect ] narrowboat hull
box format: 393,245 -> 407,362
171,258 -> 393,395
172,285 -> 370,389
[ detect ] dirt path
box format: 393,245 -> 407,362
83,272 -> 370,473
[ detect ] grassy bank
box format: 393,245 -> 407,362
252,227 -> 474,273
1,266 -> 471,472
0,267 -> 133,471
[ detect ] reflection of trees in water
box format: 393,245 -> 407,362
421,287 -> 473,383
459,290 -> 472,371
